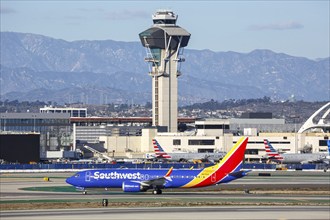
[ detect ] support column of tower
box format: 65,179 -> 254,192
156,49 -> 179,132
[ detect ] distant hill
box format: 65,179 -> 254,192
1,32 -> 329,104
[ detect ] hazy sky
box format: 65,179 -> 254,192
1,0 -> 329,59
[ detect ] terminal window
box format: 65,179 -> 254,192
72,110 -> 79,117
198,149 -> 214,153
246,149 -> 258,155
319,140 -> 328,146
196,125 -> 229,130
79,110 -> 87,117
188,140 -> 215,145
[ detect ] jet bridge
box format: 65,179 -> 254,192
83,145 -> 113,162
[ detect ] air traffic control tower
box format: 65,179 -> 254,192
139,10 -> 190,132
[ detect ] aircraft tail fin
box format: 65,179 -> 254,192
217,136 -> 248,168
264,139 -> 283,160
183,137 -> 249,188
152,139 -> 172,159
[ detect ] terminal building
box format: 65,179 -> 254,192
0,112 -> 72,161
99,117 -> 329,162
1,111 -> 328,163
0,133 -> 40,163
40,106 -> 87,117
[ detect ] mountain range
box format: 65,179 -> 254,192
1,32 -> 329,105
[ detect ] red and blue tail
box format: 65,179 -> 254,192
264,139 -> 283,160
152,139 -> 172,159
182,137 -> 249,188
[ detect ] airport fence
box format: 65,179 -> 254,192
0,163 -> 209,170
242,163 -> 276,170
0,163 -> 321,171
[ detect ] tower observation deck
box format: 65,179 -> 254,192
139,10 -> 190,132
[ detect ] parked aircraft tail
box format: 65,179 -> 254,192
264,139 -> 283,161
152,139 -> 172,159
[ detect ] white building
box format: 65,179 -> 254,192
99,118 -> 329,161
40,106 -> 87,117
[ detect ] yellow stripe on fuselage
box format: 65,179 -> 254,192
181,165 -> 218,188
181,137 -> 246,188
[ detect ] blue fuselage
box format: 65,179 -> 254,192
66,168 -> 239,189
66,137 -> 250,193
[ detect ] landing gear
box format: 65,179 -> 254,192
152,189 -> 162,195
83,191 -> 87,195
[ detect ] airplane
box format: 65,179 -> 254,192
151,139 -> 226,162
66,137 -> 249,195
263,139 -> 330,164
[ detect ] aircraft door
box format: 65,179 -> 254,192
211,172 -> 216,182
85,171 -> 92,182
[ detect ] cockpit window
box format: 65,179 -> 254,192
74,174 -> 80,178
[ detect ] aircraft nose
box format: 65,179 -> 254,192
66,176 -> 74,185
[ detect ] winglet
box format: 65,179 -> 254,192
165,167 -> 173,177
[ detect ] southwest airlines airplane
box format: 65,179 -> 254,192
66,137 -> 249,194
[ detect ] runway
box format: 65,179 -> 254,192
1,171 -> 329,219
2,206 -> 330,220
1,171 -> 329,201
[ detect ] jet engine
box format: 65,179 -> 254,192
122,181 -> 144,192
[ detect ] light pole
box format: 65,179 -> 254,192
293,116 -> 300,153
33,114 -> 36,133
0,115 -> 5,132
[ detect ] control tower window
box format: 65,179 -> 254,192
153,19 -> 176,25
150,48 -> 161,64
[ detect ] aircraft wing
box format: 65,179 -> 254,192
300,158 -> 327,164
228,170 -> 251,178
323,159 -> 330,165
136,167 -> 173,188
300,155 -> 328,164
141,177 -> 168,187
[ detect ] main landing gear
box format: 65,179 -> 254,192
152,189 -> 162,194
